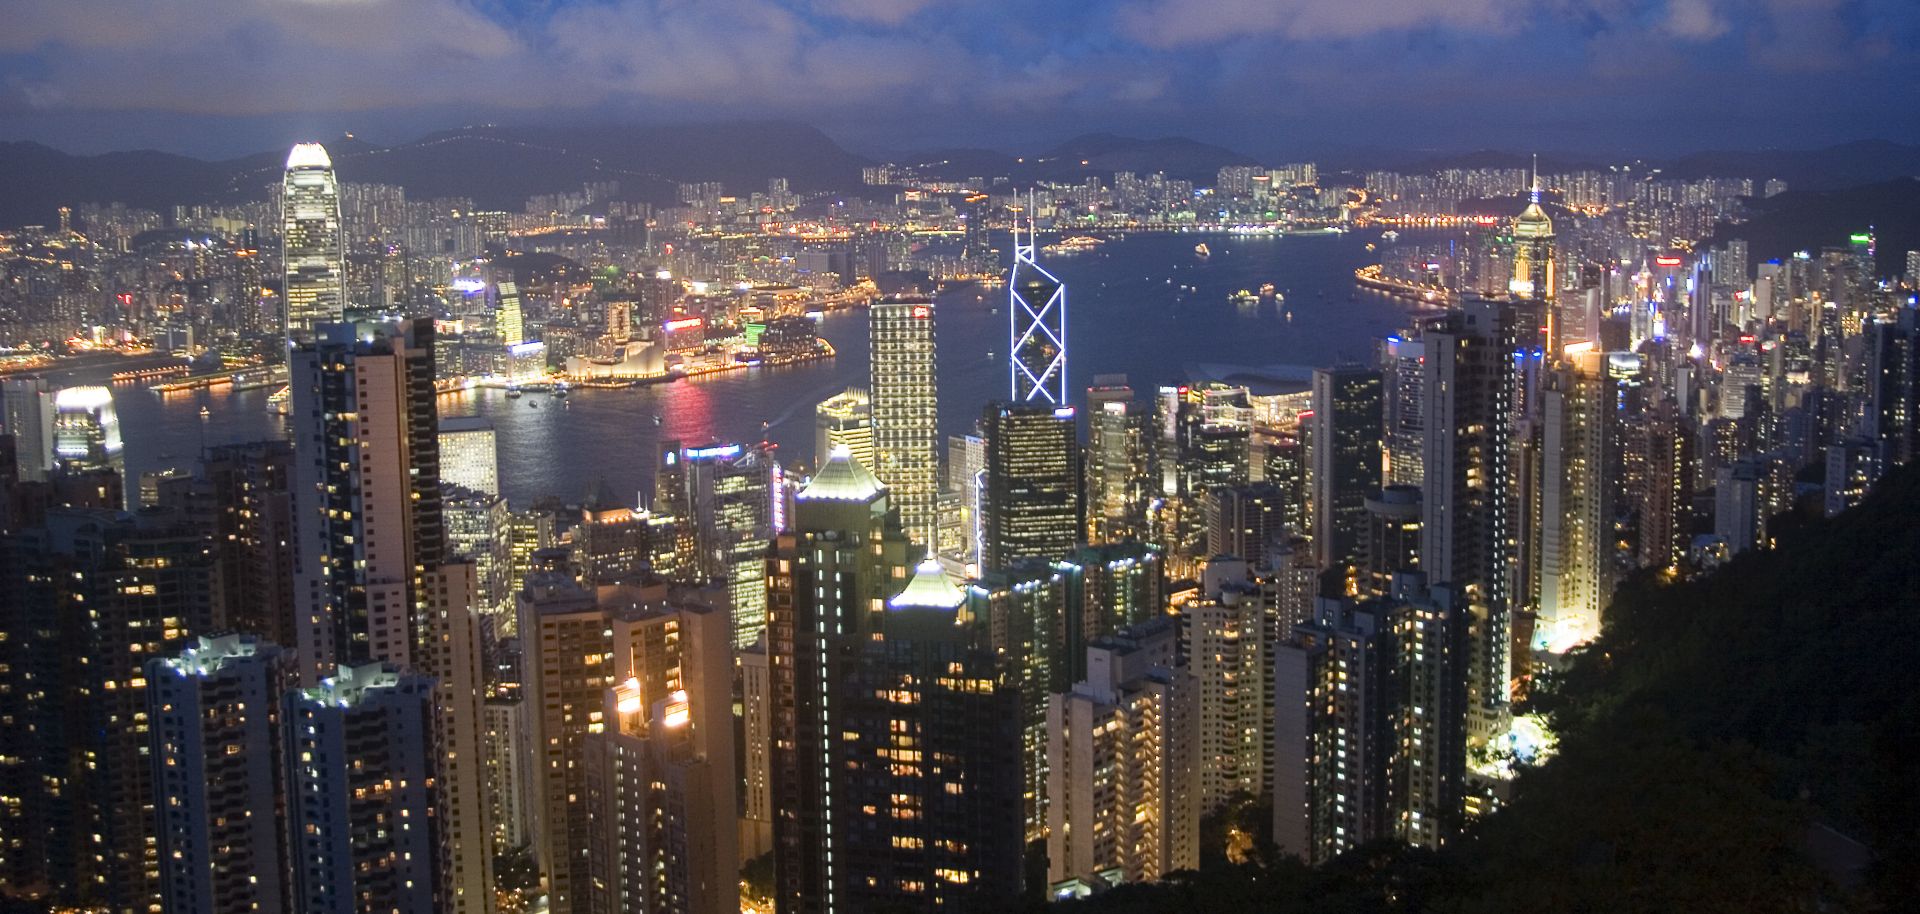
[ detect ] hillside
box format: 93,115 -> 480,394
1049,461 -> 1920,912
1708,177 -> 1920,277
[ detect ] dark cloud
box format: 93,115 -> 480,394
0,0 -> 1912,156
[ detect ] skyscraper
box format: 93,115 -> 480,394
1085,376 -> 1148,544
1,376 -> 54,483
813,387 -> 874,471
656,441 -> 775,646
981,402 -> 1081,570
1045,618 -> 1198,892
585,600 -> 738,914
518,559 -> 613,914
51,385 -> 123,477
439,416 -> 500,498
1422,298 -> 1527,745
767,449 -> 915,914
1310,366 -> 1384,570
148,635 -> 290,914
868,296 -> 941,546
284,664 -> 438,914
1535,347 -> 1611,652
281,143 -> 346,338
1009,208 -> 1068,405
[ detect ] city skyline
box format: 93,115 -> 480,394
2,9 -> 1917,910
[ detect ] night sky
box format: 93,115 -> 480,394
1,1 -> 1916,159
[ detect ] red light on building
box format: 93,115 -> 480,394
1655,255 -> 1683,267
910,305 -> 931,319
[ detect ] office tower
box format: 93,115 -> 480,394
1381,336 -> 1426,488
573,493 -> 680,587
518,560 -> 613,914
1536,348 -> 1611,652
1045,618 -> 1198,892
1511,168 -> 1556,305
1638,400 -> 1695,572
585,601 -> 738,914
496,278 -> 525,347
0,507 -> 218,914
1009,207 -> 1068,405
813,387 -> 874,470
1310,366 -> 1384,570
981,402 -> 1081,569
947,433 -> 987,564
1085,376 -> 1148,544
737,642 -> 774,860
1,376 -> 54,482
967,559 -> 1071,838
440,415 -> 500,497
1263,433 -> 1307,532
483,690 -> 540,856
766,448 -> 915,914
868,296 -> 941,545
51,385 -> 123,476
1422,298 -> 1526,746
1206,482 -> 1287,564
282,143 -> 346,337
1182,559 -> 1271,812
284,664 -> 438,914
1060,542 -> 1166,640
656,441 -> 774,647
834,560 -> 1025,911
193,440 -> 299,646
1361,485 -> 1422,596
148,635 -> 289,914
1272,576 -> 1467,863
289,318 -> 445,682
445,484 -> 513,625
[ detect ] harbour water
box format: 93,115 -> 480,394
101,229 -> 1425,506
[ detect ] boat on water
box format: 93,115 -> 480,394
506,387 -> 523,399
1381,230 -> 1401,242
1194,243 -> 1211,260
1042,235 -> 1105,255
1230,289 -> 1258,306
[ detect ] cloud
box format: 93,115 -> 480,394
1113,0 -> 1520,47
1662,0 -> 1729,39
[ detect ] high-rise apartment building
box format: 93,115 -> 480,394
1045,618 -> 1198,892
1381,336 -> 1426,488
518,560 -> 613,914
284,664 -> 438,914
1182,559 -> 1271,812
1422,298 -> 1527,745
282,143 -> 346,338
585,600 -> 738,914
148,635 -> 290,914
1536,348 -> 1612,652
868,297 -> 941,545
1310,366 -> 1384,570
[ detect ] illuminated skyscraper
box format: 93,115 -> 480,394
656,441 -> 775,647
1085,376 -> 1147,544
51,385 -> 123,477
868,296 -> 941,546
496,278 -> 525,347
981,402 -> 1081,570
814,387 -> 874,471
1010,207 -> 1068,405
439,416 -> 500,498
1,376 -> 54,483
1535,348 -> 1611,652
281,143 -> 346,338
1511,161 -> 1556,308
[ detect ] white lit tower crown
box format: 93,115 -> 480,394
1009,193 -> 1067,404
282,142 -> 346,340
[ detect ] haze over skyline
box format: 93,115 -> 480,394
2,0 -> 1917,159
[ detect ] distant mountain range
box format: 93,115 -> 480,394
1708,177 -> 1920,276
1,122 -> 1916,230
